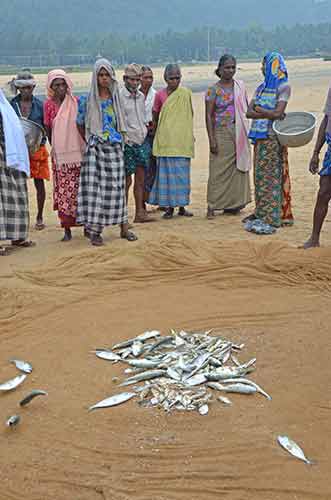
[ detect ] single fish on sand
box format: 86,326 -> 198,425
10,359 -> 32,374
89,392 -> 136,411
277,436 -> 315,465
0,374 -> 27,392
6,415 -> 21,427
19,390 -> 48,407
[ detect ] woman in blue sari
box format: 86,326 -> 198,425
246,52 -> 294,231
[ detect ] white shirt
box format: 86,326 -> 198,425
144,86 -> 156,124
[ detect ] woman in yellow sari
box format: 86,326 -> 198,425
149,64 -> 194,219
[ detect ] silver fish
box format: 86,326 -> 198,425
198,404 -> 209,416
185,374 -> 207,386
220,378 -> 272,400
126,359 -> 160,369
19,390 -> 48,407
136,330 -> 161,342
6,415 -> 21,427
166,367 -> 182,381
184,352 -> 211,380
219,383 -> 257,395
120,369 -> 166,386
147,336 -> 174,352
277,436 -> 314,465
89,392 -> 136,411
95,350 -> 121,362
132,341 -> 144,357
218,396 -> 232,405
0,374 -> 27,392
10,359 -> 32,374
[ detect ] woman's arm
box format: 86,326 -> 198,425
246,100 -> 287,120
205,99 -> 217,154
309,115 -> 328,174
77,124 -> 86,142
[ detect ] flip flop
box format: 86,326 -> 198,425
121,230 -> 138,242
178,209 -> 193,217
90,235 -> 104,246
11,240 -> 36,248
35,221 -> 45,231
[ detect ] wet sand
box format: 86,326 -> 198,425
0,58 -> 331,500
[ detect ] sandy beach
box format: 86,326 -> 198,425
0,58 -> 331,500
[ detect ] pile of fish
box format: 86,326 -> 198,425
0,359 -> 47,428
90,329 -> 271,415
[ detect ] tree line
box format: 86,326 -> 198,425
0,23 -> 331,67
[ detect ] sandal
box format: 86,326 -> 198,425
0,246 -> 9,256
91,235 -> 104,246
35,220 -> 45,231
242,213 -> 256,224
11,240 -> 36,248
207,208 -> 215,220
121,230 -> 138,242
84,228 -> 91,239
178,208 -> 193,217
163,208 -> 174,219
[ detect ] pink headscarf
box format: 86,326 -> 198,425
324,85 -> 331,136
47,69 -> 84,165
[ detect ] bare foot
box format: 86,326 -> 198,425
300,238 -> 320,250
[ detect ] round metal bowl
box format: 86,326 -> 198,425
273,112 -> 316,148
19,117 -> 45,155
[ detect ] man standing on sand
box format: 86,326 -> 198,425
120,64 -> 153,223
303,84 -> 331,249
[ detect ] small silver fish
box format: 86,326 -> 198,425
95,350 -> 121,362
126,359 -> 160,369
220,378 -> 272,400
6,415 -> 21,427
89,392 -> 136,411
198,404 -> 209,416
185,374 -> 207,386
19,390 -> 48,407
10,359 -> 32,374
0,374 -> 27,392
218,396 -> 232,405
132,341 -> 144,357
120,369 -> 166,386
166,367 -> 182,381
220,383 -> 257,395
277,436 -> 314,465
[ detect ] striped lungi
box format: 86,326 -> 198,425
77,141 -> 128,228
149,156 -> 191,207
0,165 -> 29,241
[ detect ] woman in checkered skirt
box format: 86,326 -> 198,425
0,89 -> 34,256
76,59 -> 137,246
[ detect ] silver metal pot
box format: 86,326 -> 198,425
19,117 -> 45,154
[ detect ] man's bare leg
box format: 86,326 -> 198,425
303,176 -> 331,248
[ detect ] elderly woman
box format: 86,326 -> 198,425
149,64 -> 194,219
44,69 -> 84,241
76,58 -> 137,246
0,89 -> 33,255
10,69 -> 49,230
205,55 -> 251,219
302,84 -> 331,248
246,52 -> 293,232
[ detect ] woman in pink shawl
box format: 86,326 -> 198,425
205,55 -> 251,219
44,69 -> 84,241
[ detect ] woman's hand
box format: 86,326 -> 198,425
309,152 -> 320,174
210,139 -> 218,155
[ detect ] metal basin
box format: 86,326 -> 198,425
273,112 -> 316,148
19,117 -> 45,155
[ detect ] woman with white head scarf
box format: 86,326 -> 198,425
0,89 -> 34,255
76,58 -> 137,246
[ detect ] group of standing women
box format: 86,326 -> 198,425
205,51 -> 294,233
1,52 -> 331,254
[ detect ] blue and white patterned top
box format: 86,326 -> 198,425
77,96 -> 122,144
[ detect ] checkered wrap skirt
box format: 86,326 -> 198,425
0,164 -> 29,241
77,141 -> 128,228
